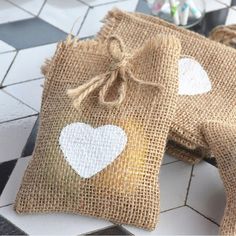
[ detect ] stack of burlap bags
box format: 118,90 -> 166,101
15,9 -> 236,234
96,10 -> 236,164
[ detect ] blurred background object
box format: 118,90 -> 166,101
209,24 -> 236,48
146,0 -> 205,28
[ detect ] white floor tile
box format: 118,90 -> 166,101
0,156 -> 32,207
0,91 -> 35,123
39,0 -> 88,34
82,0 -> 126,7
0,40 -> 15,54
226,8 -> 236,25
79,0 -> 139,38
216,0 -> 232,6
205,0 -> 227,12
0,52 -> 16,84
0,0 -> 33,24
162,153 -> 179,165
0,116 -> 36,163
124,206 -> 219,235
187,162 -> 226,224
3,43 -> 56,86
159,161 -> 192,211
8,0 -> 45,15
0,205 -> 113,235
4,79 -> 44,112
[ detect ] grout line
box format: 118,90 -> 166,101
77,0 -> 91,7
0,211 -> 27,234
1,41 -> 58,66
92,0 -> 128,8
215,0 -> 231,7
76,6 -> 91,36
38,0 -> 47,16
186,205 -> 220,226
0,114 -> 38,126
6,0 -> 36,17
1,77 -> 45,89
0,51 -> 18,87
161,160 -> 180,166
16,40 -> 59,52
160,205 -> 185,214
2,90 -> 39,112
36,16 -> 70,35
184,165 -> 194,205
0,203 -> 13,209
0,49 -> 16,55
77,0 -> 128,8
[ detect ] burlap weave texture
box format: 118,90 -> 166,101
202,122 -> 236,236
15,35 -> 181,230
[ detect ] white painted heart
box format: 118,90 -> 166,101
59,122 -> 127,178
178,58 -> 212,95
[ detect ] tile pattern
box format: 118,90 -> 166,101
0,0 -> 33,24
0,215 -> 26,235
2,43 -> 56,85
0,91 -> 36,123
0,160 -> 17,195
0,0 -> 235,235
4,78 -> 45,111
39,0 -> 89,35
0,116 -> 37,162
0,18 -> 66,50
0,40 -> 15,54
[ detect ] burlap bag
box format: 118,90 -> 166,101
97,9 -> 236,163
202,122 -> 236,236
15,35 -> 181,230
209,24 -> 236,48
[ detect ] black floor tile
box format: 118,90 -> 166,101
0,215 -> 26,235
21,116 -> 39,157
0,160 -> 17,196
231,0 -> 236,6
86,225 -> 133,235
204,157 -> 218,167
194,8 -> 229,36
0,18 -> 67,50
136,0 -> 152,14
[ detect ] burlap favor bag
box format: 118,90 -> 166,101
15,35 -> 181,230
202,122 -> 236,236
97,9 -> 236,163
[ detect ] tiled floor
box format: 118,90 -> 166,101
0,0 -> 235,235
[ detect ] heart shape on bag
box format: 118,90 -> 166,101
178,58 -> 212,95
59,122 -> 127,178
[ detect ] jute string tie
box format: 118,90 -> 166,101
67,36 -> 163,109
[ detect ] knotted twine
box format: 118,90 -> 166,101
67,36 -> 163,109
15,34 -> 181,230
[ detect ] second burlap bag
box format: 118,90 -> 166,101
97,9 -> 236,163
202,122 -> 236,236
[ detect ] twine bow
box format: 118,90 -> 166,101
67,36 -> 163,109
